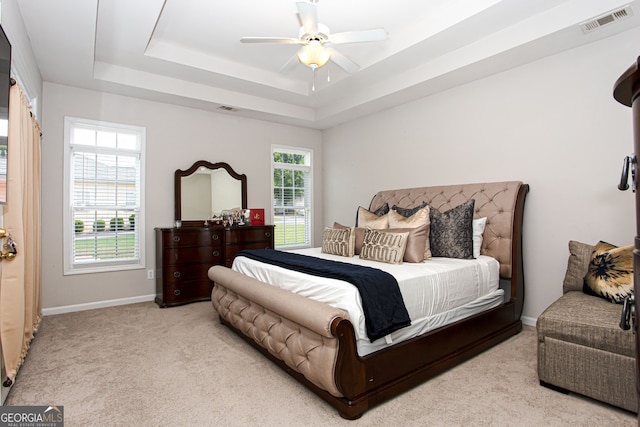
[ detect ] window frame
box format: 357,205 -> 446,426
63,116 -> 146,275
271,145 -> 313,250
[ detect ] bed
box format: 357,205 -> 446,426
209,181 -> 529,419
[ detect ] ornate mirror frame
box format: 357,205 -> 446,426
174,160 -> 247,227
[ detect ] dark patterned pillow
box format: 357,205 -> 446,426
372,203 -> 390,216
429,199 -> 475,259
583,241 -> 633,304
391,201 -> 428,218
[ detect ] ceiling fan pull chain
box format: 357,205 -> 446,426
312,67 -> 316,92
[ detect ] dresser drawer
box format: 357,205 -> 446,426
225,226 -> 273,244
162,229 -> 223,247
162,264 -> 212,284
163,246 -> 223,265
161,281 -> 214,306
225,241 -> 274,264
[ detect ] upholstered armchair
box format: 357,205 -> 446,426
536,240 -> 637,413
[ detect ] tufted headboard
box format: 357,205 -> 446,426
368,181 -> 528,280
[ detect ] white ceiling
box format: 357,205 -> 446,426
15,0 -> 640,129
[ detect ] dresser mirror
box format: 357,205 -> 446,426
174,161 -> 247,226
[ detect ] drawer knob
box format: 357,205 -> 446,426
174,289 -> 181,296
212,234 -> 219,241
173,236 -> 181,242
173,271 -> 181,278
265,232 -> 271,237
213,250 -> 220,256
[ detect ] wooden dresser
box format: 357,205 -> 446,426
154,225 -> 274,307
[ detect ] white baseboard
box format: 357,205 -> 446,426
42,294 -> 156,316
521,315 -> 537,327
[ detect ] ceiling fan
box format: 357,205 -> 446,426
240,1 -> 387,75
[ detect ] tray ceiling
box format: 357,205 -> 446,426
16,0 -> 640,129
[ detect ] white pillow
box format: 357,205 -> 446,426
473,217 -> 487,259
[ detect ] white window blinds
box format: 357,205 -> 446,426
64,118 -> 145,274
272,147 -> 312,249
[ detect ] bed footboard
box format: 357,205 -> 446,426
209,265 -> 349,398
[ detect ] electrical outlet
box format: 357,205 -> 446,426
147,269 -> 154,280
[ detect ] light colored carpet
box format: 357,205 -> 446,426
5,301 -> 637,426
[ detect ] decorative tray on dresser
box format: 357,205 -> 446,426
154,225 -> 274,307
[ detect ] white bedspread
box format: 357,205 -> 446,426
232,248 -> 502,356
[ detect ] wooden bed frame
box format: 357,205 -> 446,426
209,181 -> 529,419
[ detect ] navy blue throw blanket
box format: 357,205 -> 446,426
236,249 -> 411,342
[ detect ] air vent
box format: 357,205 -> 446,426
217,105 -> 238,112
580,5 -> 634,33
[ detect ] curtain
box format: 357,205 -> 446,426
0,81 -> 42,383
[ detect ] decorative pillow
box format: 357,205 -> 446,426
472,217 -> 487,259
386,224 -> 428,263
563,240 -> 595,293
360,229 -> 409,264
391,201 -> 428,218
333,222 -> 426,262
429,199 -> 475,259
321,226 -> 355,257
583,241 -> 634,304
372,203 -> 390,216
356,206 -> 389,229
388,206 -> 431,259
334,222 -> 366,254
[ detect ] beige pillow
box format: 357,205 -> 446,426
321,226 -> 355,257
386,224 -> 428,263
562,240 -> 595,293
388,206 -> 431,259
360,229 -> 409,264
333,222 -> 426,262
334,222 -> 366,254
357,206 -> 389,229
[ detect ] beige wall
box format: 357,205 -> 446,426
322,26 -> 640,323
24,14 -> 640,322
41,83 -> 323,310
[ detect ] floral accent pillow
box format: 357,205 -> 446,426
583,241 -> 633,304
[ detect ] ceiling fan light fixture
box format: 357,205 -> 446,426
297,41 -> 331,69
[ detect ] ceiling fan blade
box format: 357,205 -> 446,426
240,37 -> 301,44
329,29 -> 388,44
296,2 -> 318,34
279,54 -> 300,73
327,48 -> 360,73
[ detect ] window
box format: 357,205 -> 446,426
272,146 -> 312,249
63,117 -> 145,274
